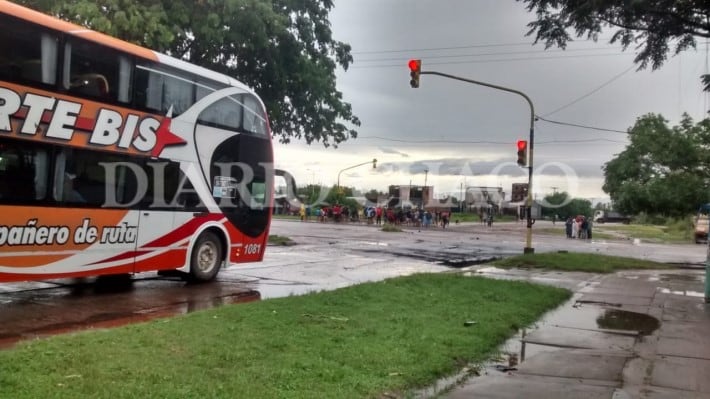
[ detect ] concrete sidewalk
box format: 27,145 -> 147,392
445,269 -> 710,399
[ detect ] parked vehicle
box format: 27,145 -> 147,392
593,210 -> 631,224
694,204 -> 710,244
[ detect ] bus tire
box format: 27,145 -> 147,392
189,231 -> 223,282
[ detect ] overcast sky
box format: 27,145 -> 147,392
272,0 -> 709,202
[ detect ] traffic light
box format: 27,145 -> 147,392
408,59 -> 421,88
372,158 -> 377,169
516,140 -> 528,167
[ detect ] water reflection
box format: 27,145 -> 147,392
596,309 -> 659,336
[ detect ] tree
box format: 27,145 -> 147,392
21,0 -> 360,147
541,191 -> 592,219
602,113 -> 710,217
518,0 -> 710,85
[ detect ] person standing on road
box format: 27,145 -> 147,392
580,217 -> 588,239
565,217 -> 572,238
572,217 -> 579,238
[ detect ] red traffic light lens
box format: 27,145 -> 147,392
408,59 -> 420,71
517,140 -> 527,150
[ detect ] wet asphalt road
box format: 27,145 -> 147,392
0,219 -> 706,348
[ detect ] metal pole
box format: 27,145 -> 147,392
421,71 -> 535,254
337,159 -> 377,197
706,240 -> 710,303
424,169 -> 428,207
459,183 -> 463,213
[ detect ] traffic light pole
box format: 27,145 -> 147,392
420,71 -> 535,254
337,159 -> 378,198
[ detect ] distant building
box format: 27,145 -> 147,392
464,186 -> 505,214
388,185 -> 433,209
385,185 -> 455,211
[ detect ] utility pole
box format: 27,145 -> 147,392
459,182 -> 463,213
423,168 -> 428,207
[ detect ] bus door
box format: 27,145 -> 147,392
133,160 -> 182,273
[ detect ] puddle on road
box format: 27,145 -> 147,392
596,309 -> 659,336
0,277 -> 261,350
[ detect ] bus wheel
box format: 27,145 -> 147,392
190,232 -> 223,282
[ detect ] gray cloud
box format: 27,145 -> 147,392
281,0 -> 707,198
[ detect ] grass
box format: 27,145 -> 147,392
450,213 -> 517,223
268,235 -> 295,246
272,214 -> 300,221
493,252 -> 670,273
381,224 -> 403,232
598,223 -> 692,243
0,274 -> 569,399
536,227 -> 618,240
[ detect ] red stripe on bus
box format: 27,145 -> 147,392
88,250 -> 150,265
139,214 -> 224,249
133,249 -> 187,273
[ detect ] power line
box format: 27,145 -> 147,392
351,52 -> 633,69
541,64 -> 637,117
352,41 -> 540,55
535,116 -> 628,134
351,38 -> 609,55
356,46 -> 618,63
356,135 -> 627,145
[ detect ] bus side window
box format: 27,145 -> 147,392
70,73 -> 109,98
64,38 -> 130,103
0,15 -> 57,86
243,94 -> 267,135
0,141 -> 48,203
135,64 -> 194,116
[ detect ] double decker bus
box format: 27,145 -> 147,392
0,1 -> 275,282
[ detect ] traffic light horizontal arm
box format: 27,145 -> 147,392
419,71 -> 535,128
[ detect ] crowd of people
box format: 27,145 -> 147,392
298,204 -> 452,228
565,215 -> 592,239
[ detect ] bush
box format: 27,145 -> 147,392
381,224 -> 402,232
633,212 -> 668,225
665,217 -> 694,241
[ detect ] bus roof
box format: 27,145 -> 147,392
0,0 -> 255,95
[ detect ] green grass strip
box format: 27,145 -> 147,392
0,274 -> 569,399
493,252 -> 670,273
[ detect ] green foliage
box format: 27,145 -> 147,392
518,0 -> 709,72
602,114 -> 710,217
381,224 -> 402,232
21,0 -> 360,147
268,235 -> 294,245
633,212 -> 669,225
601,222 -> 692,243
540,191 -> 592,219
665,217 -> 694,241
